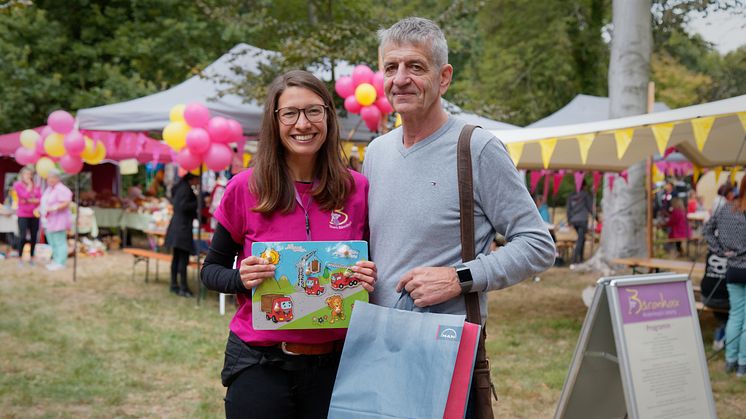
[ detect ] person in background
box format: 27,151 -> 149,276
666,197 -> 691,257
200,70 -> 376,418
703,181 -> 746,378
534,194 -> 551,223
13,166 -> 41,266
566,180 -> 593,264
40,169 -> 72,271
164,173 -> 200,297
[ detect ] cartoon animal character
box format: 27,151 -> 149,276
326,295 -> 345,324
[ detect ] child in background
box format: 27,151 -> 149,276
666,197 -> 691,256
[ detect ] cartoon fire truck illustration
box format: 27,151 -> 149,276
330,271 -> 358,290
261,294 -> 294,323
297,250 -> 325,296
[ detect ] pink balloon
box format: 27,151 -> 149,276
186,128 -> 211,155
372,71 -> 385,97
35,138 -> 46,156
183,102 -> 211,128
203,143 -> 232,171
375,96 -> 394,114
226,119 -> 243,142
207,116 -> 231,144
59,154 -> 84,174
335,76 -> 355,98
175,148 -> 201,171
352,65 -> 374,86
48,110 -> 75,134
360,105 -> 382,132
344,96 -> 362,114
64,130 -> 85,155
40,126 -> 54,140
15,147 -> 37,165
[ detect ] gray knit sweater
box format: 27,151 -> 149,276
703,202 -> 746,271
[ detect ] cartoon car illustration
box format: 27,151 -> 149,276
330,271 -> 358,290
301,276 -> 325,295
261,294 -> 294,323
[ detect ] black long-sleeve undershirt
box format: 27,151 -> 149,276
200,223 -> 248,294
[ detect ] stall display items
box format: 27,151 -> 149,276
250,241 -> 368,330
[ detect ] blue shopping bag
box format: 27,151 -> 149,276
328,300 -> 466,419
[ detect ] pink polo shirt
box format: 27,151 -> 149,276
213,168 -> 369,346
13,181 -> 41,218
40,183 -> 73,232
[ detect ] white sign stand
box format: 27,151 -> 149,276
555,272 -> 717,419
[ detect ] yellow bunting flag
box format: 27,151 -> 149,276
539,138 -> 557,169
357,145 -> 366,161
650,123 -> 674,156
714,166 -> 723,183
613,128 -> 634,160
738,112 -> 746,132
651,163 -> 663,183
730,166 -> 741,184
576,134 -> 595,165
691,116 -> 715,151
506,142 -> 524,166
243,153 -> 252,168
692,165 -> 702,184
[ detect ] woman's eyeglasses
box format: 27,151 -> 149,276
275,105 -> 327,125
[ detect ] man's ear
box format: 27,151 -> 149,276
439,64 -> 453,95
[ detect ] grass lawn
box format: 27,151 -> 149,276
1,252 -> 745,418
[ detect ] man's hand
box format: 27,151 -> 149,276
396,267 -> 461,308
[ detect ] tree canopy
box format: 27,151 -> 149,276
0,0 -> 743,133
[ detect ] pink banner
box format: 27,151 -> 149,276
552,170 -> 565,196
592,171 -> 602,193
574,171 -> 585,192
620,170 -> 628,184
529,171 -> 543,194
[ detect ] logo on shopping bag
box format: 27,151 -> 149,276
436,325 -> 462,341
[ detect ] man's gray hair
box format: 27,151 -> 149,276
377,17 -> 448,68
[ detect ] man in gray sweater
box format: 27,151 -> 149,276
363,17 -> 555,321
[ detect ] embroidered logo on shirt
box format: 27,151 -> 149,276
329,208 -> 351,229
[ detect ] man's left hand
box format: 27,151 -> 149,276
396,267 -> 461,308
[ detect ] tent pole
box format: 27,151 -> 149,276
73,173 -> 80,282
196,166 -> 204,304
646,81 -> 655,258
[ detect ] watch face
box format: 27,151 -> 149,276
457,266 -> 473,284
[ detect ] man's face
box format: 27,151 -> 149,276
381,42 -> 452,119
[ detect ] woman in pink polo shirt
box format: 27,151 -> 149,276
13,166 -> 41,266
40,168 -> 73,271
201,70 -> 376,418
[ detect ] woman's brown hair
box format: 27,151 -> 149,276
250,70 -> 352,213
738,180 -> 746,212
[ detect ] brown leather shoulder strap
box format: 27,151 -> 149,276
457,124 -> 480,325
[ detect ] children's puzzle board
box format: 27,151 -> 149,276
251,241 -> 369,330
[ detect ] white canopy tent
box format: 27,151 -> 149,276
528,94 -> 669,127
78,43 -> 516,141
492,94 -> 746,171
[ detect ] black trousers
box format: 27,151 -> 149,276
224,342 -> 341,419
572,222 -> 587,263
17,217 -> 40,257
170,247 -> 190,290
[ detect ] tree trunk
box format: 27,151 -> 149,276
582,0 -> 652,273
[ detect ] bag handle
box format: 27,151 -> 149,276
457,125 -> 498,416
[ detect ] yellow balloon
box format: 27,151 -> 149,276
80,137 -> 96,160
163,121 -> 189,151
170,104 -> 186,122
84,141 -> 107,165
189,163 -> 207,176
44,133 -> 66,157
36,157 -> 56,179
354,83 -> 377,106
20,130 -> 40,149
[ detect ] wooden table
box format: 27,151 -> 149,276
611,257 -> 705,277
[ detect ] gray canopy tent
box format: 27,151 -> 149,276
78,43 -> 516,139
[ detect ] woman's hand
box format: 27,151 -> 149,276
238,256 -> 276,290
350,260 -> 377,292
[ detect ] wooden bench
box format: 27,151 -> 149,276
611,257 -> 705,277
122,248 -> 198,283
